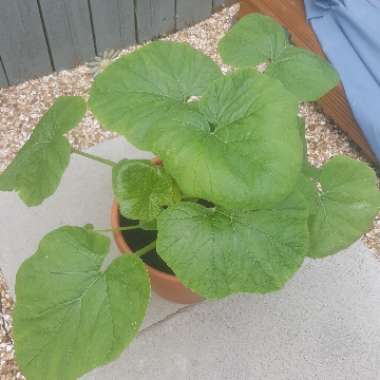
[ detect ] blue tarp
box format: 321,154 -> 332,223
304,0 -> 380,161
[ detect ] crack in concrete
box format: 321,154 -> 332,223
138,300 -> 205,336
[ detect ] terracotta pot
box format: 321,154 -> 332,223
111,200 -> 202,304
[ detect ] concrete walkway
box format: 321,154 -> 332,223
1,138 -> 380,380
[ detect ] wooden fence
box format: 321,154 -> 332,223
0,0 -> 230,88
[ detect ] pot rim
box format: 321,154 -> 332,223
111,199 -> 182,284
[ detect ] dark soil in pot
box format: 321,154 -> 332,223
119,213 -> 174,275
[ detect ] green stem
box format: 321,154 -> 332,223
72,149 -> 116,167
94,225 -> 141,233
133,240 -> 156,258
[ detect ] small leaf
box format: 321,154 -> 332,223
14,226 -> 150,380
157,199 -> 309,299
307,156 -> 380,258
0,96 -> 86,206
112,160 -> 181,221
89,41 -> 222,149
219,14 -> 339,101
219,13 -> 289,67
266,46 -> 340,101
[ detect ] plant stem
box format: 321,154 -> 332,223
94,225 -> 141,233
133,240 -> 156,258
72,149 -> 116,167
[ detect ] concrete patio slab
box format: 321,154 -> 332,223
0,137 -> 185,328
2,137 -> 380,379
85,240 -> 380,380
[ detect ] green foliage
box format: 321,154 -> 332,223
219,13 -> 289,67
0,96 -> 86,205
181,68 -> 302,209
219,14 -> 340,101
89,41 -> 223,149
306,156 -> 380,258
14,226 -> 150,380
139,219 -> 158,231
3,14 -> 379,380
113,159 -> 180,221
265,46 -> 340,101
157,197 -> 309,298
92,49 -> 303,208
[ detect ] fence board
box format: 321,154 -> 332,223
213,0 -> 225,10
0,0 -> 52,85
0,59 -> 8,87
213,0 -> 238,12
135,0 -> 175,43
0,0 -> 231,88
90,0 -> 136,54
38,0 -> 95,70
176,0 -> 212,29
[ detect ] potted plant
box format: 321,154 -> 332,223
1,14 -> 379,380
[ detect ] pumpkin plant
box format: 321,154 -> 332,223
1,14 -> 379,380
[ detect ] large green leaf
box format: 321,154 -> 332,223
219,14 -> 339,101
14,226 -> 150,380
90,41 -> 302,209
0,96 -> 86,206
266,46 -> 340,101
89,41 -> 222,149
151,69 -> 303,209
113,159 -> 180,221
307,156 -> 380,258
157,198 -> 309,299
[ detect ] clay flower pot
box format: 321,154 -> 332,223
111,200 -> 202,304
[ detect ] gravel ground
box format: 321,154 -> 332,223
0,4 -> 379,379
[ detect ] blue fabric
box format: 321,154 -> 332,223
304,0 -> 380,161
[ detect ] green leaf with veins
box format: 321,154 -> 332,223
89,41 -> 222,149
90,42 -> 302,209
219,14 -> 339,101
157,197 -> 309,299
151,69 -> 303,209
218,13 -> 289,67
0,96 -> 86,206
14,226 -> 150,380
113,160 -> 180,221
306,156 -> 380,258
266,46 -> 340,101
